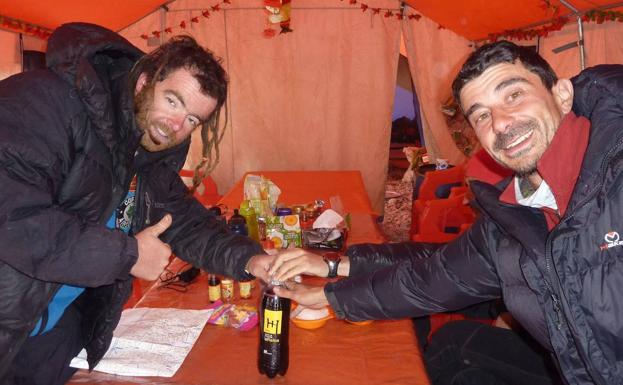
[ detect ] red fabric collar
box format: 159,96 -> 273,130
466,112 -> 590,219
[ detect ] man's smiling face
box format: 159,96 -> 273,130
135,67 -> 217,152
460,61 -> 568,177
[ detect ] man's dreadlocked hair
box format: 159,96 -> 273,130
129,35 -> 229,192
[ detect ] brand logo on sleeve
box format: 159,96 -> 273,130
600,231 -> 621,250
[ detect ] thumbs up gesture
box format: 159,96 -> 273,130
131,214 -> 173,280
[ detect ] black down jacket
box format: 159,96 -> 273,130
326,65 -> 623,385
0,23 -> 262,381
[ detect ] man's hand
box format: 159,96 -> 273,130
267,248 -> 327,282
273,282 -> 329,309
132,214 -> 173,280
245,254 -> 276,282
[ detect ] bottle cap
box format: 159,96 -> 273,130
238,201 -> 256,216
261,239 -> 275,250
208,206 -> 222,216
276,207 -> 293,216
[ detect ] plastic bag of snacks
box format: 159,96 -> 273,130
207,301 -> 258,331
243,175 -> 281,218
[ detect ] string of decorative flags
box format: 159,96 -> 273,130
338,0 -> 424,22
0,14 -> 53,40
140,0 -> 231,40
489,9 -> 623,41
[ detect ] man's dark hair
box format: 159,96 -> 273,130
130,35 -> 229,190
130,35 -> 228,109
452,40 -> 558,111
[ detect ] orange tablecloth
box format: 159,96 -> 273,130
69,171 -> 430,385
69,271 -> 430,385
218,170 -> 376,215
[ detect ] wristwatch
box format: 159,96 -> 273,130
323,252 -> 341,278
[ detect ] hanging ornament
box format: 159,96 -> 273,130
264,0 -> 293,37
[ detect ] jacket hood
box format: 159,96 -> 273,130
571,65 -> 623,167
46,23 -> 144,150
569,65 -> 623,211
46,23 -> 144,81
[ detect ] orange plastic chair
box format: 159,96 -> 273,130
410,165 -> 467,238
179,169 -> 221,206
415,164 -> 466,201
411,193 -> 476,243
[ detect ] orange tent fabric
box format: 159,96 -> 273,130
404,0 -> 623,41
2,0 -> 623,40
0,0 -> 169,32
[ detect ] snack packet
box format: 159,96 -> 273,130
207,301 -> 258,331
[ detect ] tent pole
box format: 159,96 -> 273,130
19,33 -> 24,73
559,0 -> 585,70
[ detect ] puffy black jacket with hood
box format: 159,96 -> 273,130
0,23 -> 262,381
326,65 -> 623,385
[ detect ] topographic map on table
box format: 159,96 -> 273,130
70,307 -> 213,377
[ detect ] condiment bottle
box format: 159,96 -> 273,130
228,209 -> 248,236
208,274 -> 221,302
207,205 -> 226,225
257,216 -> 267,241
221,278 -> 234,302
291,205 -> 305,221
239,278 -> 253,299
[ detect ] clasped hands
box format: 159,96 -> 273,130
245,248 -> 333,309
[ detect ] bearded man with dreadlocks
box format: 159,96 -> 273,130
0,23 -> 272,385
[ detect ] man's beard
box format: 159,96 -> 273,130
492,118 -> 540,177
134,84 -> 176,152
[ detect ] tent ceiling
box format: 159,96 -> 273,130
1,0 -> 622,39
403,0 -> 623,41
0,0 -> 170,32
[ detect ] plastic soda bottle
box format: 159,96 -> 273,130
239,200 -> 260,242
258,287 -> 290,378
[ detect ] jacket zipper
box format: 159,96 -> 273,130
547,280 -> 563,331
144,191 -> 152,225
541,137 -> 623,385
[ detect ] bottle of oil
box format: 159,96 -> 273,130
258,287 -> 290,378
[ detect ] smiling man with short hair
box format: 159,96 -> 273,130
270,41 -> 623,385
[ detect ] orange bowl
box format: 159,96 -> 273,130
291,314 -> 332,330
290,305 -> 334,330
